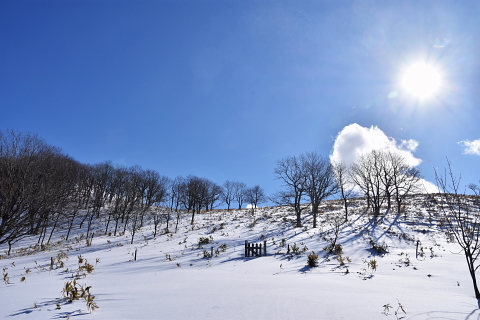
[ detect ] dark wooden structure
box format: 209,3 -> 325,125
245,240 -> 267,257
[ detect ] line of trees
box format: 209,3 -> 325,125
350,150 -> 422,217
0,130 -> 426,252
0,130 -> 265,252
272,152 -> 339,228
272,150 -> 423,228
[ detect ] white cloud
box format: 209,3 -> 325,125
459,139 -> 480,156
330,124 -> 437,194
400,139 -> 419,152
417,179 -> 440,193
330,123 -> 422,167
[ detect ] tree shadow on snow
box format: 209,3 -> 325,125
407,308 -> 480,320
298,265 -> 312,273
8,298 -> 88,318
8,298 -> 59,317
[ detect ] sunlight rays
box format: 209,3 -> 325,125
401,63 -> 442,99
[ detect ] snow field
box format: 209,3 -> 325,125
1,198 -> 480,319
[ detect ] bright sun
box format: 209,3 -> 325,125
402,63 -> 442,99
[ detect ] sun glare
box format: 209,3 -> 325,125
402,63 -> 442,99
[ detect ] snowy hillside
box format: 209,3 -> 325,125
2,195 -> 480,320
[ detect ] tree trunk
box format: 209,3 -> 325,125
466,250 -> 480,299
7,241 -> 12,256
386,192 -> 392,212
130,228 -> 136,244
191,206 -> 197,225
79,208 -> 90,229
166,213 -> 171,233
104,214 -> 111,235
66,210 -> 78,241
86,213 -> 95,238
175,210 -> 180,233
113,218 -> 119,236
312,205 -> 318,229
47,216 -> 59,245
295,206 -> 302,228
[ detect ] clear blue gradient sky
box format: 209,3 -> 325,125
1,0 -> 479,201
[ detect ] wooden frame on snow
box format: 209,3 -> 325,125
244,240 -> 267,257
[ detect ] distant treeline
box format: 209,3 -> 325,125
0,129 -> 427,253
0,130 -> 264,253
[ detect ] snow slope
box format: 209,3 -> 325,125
1,196 -> 479,319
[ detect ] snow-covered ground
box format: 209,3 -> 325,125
2,196 -> 479,319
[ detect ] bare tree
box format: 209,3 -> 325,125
107,166 -> 131,236
205,180 -> 223,211
168,176 -> 184,233
273,155 -> 309,228
351,151 -> 387,218
351,150 -> 422,219
333,162 -> 356,222
435,161 -> 480,299
302,152 -> 339,228
221,180 -> 236,211
137,169 -> 169,229
388,151 -> 422,213
233,181 -> 247,209
42,153 -> 82,244
378,152 -> 396,212
181,176 -> 211,225
65,163 -> 92,241
151,207 -> 168,238
0,130 -> 81,253
324,210 -> 345,254
244,185 -> 267,214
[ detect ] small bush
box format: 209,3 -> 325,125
198,236 -> 213,245
307,253 -> 319,267
369,238 -> 388,255
337,254 -> 352,266
86,294 -> 99,312
323,243 -> 343,255
57,251 -> 68,261
61,279 -> 98,312
365,259 -> 377,272
79,262 -> 95,274
54,251 -> 68,268
3,269 -> 10,285
291,243 -> 300,255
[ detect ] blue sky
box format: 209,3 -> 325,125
1,0 -> 480,201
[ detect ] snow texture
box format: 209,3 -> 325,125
1,195 -> 479,319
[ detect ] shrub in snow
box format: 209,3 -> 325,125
382,299 -> 406,318
3,268 -> 10,284
359,258 -> 377,279
287,242 -> 309,255
198,236 -> 212,245
307,253 -> 319,267
203,250 -> 212,259
61,279 -> 98,312
323,243 -> 343,255
369,238 -> 388,255
337,254 -> 352,266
